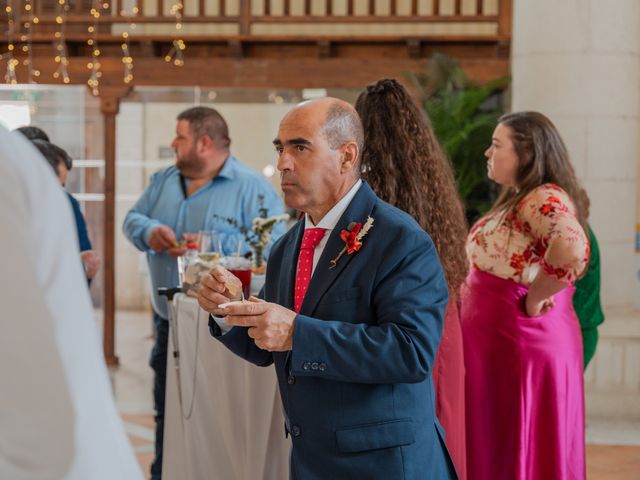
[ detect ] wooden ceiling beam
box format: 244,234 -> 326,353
4,56 -> 509,89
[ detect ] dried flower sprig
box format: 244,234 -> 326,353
329,216 -> 374,269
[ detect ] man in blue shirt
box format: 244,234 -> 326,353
123,106 -> 284,480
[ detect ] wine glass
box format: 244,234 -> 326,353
196,231 -> 221,262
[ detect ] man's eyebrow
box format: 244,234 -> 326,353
272,137 -> 311,146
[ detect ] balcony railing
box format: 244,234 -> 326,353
3,0 -> 511,37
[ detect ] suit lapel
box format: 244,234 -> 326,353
300,183 -> 377,316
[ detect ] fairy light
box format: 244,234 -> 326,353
87,0 -> 108,95
52,0 -> 70,83
164,1 -> 185,66
120,0 -> 136,84
2,0 -> 18,83
22,0 -> 41,82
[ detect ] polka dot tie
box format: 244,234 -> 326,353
294,228 -> 327,313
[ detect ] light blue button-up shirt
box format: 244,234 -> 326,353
123,155 -> 285,319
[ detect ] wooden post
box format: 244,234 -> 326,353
239,0 -> 250,35
98,85 -> 131,367
497,0 -> 512,37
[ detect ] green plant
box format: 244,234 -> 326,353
409,53 -> 510,221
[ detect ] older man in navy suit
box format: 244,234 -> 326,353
198,98 -> 457,479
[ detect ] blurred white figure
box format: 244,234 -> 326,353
0,126 -> 143,480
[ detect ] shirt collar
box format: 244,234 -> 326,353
216,154 -> 237,180
304,179 -> 362,231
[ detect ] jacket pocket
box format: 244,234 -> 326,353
335,418 -> 415,453
321,286 -> 362,305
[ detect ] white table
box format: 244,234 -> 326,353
162,294 -> 290,480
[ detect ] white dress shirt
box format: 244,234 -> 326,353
302,179 -> 362,276
0,127 -> 143,480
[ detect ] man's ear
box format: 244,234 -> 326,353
340,142 -> 359,174
197,134 -> 214,154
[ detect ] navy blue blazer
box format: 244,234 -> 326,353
212,183 -> 457,479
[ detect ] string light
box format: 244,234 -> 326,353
164,1 -> 185,66
120,0 -> 136,84
87,0 -> 107,96
22,0 -> 41,82
2,0 -> 18,83
53,0 -> 70,83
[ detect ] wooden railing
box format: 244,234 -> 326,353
4,0 -> 511,36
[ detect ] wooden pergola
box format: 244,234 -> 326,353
2,0 -> 512,365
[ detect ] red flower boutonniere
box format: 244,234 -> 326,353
329,216 -> 374,269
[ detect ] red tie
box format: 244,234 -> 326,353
294,228 -> 327,313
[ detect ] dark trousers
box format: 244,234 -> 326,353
150,312 -> 169,480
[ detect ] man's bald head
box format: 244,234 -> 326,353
275,97 -> 364,223
290,98 -> 364,165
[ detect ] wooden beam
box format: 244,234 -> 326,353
98,84 -> 132,368
498,0 -> 511,37
11,55 -> 509,88
239,0 -> 250,34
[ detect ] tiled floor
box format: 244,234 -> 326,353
109,309 -> 640,479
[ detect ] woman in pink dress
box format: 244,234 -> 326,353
355,78 -> 469,479
462,111 -> 589,480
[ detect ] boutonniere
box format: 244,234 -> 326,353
329,216 -> 375,269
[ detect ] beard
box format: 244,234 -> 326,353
176,145 -> 200,175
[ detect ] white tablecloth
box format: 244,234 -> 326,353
163,294 -> 290,480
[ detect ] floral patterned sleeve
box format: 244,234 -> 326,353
517,184 -> 589,284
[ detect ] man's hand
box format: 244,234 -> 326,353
166,232 -> 198,257
148,225 -> 177,253
80,250 -> 101,279
198,265 -> 244,316
223,298 -> 296,352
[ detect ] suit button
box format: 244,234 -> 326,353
302,362 -> 310,371
287,375 -> 296,385
319,363 -> 326,371
291,425 -> 301,437
311,362 -> 319,370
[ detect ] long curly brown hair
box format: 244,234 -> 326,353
355,78 -> 469,295
489,111 -> 590,232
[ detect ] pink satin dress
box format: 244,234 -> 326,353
461,269 -> 585,479
433,300 -> 467,480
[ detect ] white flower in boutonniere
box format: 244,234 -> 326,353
329,216 -> 374,269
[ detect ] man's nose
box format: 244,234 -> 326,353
277,151 -> 292,172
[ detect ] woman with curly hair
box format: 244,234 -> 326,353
462,111 -> 589,479
355,78 -> 469,479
